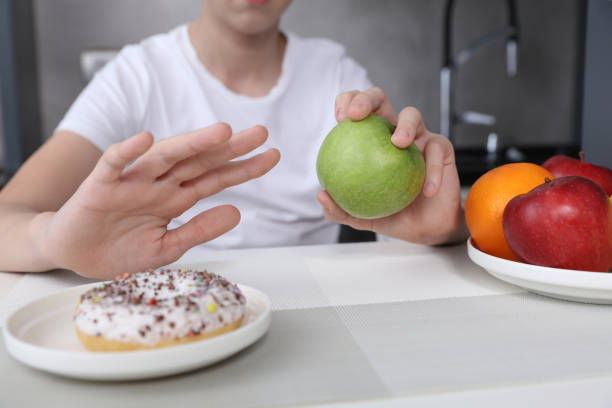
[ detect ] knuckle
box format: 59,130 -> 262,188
158,150 -> 175,167
429,134 -> 455,155
189,184 -> 204,203
105,143 -> 123,165
352,91 -> 367,102
196,154 -> 214,173
322,208 -> 336,222
213,170 -> 228,190
400,106 -> 422,119
104,142 -> 119,157
336,90 -> 358,103
441,136 -> 455,155
323,203 -> 345,222
216,122 -> 233,136
352,93 -> 372,110
336,209 -> 352,223
426,162 -> 443,175
369,86 -> 385,99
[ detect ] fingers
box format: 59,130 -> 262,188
335,90 -> 359,122
316,190 -> 373,231
422,135 -> 455,197
159,205 -> 241,264
385,106 -> 453,197
127,123 -> 232,180
93,131 -> 154,182
335,87 -> 396,124
166,125 -> 269,183
391,106 -> 426,148
182,148 -> 281,201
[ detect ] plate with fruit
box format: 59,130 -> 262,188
465,155 -> 612,304
468,238 -> 612,304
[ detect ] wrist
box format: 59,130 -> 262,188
434,205 -> 469,246
28,211 -> 61,271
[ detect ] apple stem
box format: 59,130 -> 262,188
579,151 -> 585,162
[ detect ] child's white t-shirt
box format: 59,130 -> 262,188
57,25 -> 372,249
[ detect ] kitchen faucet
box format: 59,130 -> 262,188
440,0 -> 519,158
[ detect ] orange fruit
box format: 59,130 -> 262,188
465,163 -> 554,260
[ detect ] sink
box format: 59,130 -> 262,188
456,144 -> 580,186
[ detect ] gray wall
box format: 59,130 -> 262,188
33,0 -> 201,141
33,0 -> 579,151
581,0 -> 612,168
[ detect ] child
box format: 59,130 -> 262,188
0,0 -> 464,278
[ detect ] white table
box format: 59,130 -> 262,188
2,241 -> 612,408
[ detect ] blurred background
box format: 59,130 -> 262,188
0,0 -> 610,188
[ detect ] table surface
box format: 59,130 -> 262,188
2,240 -> 612,408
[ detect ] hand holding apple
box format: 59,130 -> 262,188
542,153 -> 612,195
317,87 -> 465,245
316,115 -> 425,219
503,176 -> 612,272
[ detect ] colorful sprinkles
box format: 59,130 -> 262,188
74,268 -> 246,346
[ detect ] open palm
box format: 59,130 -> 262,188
38,124 -> 280,278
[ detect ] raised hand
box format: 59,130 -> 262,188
319,87 -> 465,245
35,123 -> 280,278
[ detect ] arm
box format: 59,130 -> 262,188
0,125 -> 280,277
318,87 -> 468,245
0,131 -> 102,272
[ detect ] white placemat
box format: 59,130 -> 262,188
0,269 -> 97,326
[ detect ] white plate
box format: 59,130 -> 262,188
3,283 -> 271,381
467,238 -> 612,304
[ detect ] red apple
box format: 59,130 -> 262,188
503,176 -> 612,272
542,153 -> 612,195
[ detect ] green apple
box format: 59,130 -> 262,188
316,115 -> 425,219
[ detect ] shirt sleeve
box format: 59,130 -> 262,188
337,54 -> 373,94
55,45 -> 150,152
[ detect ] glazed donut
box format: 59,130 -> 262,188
74,268 -> 246,352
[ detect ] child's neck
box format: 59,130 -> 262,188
188,17 -> 286,97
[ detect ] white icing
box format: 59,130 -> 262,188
74,269 -> 246,346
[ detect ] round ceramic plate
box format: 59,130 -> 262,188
467,238 -> 612,304
3,283 -> 271,381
